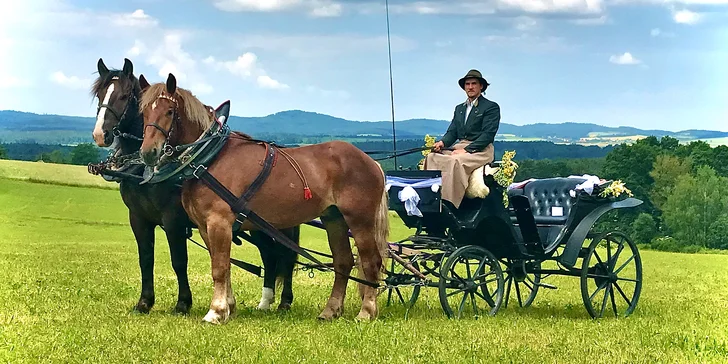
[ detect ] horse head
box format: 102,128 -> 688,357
139,73 -> 215,166
91,58 -> 142,147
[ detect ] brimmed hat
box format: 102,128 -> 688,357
458,69 -> 490,91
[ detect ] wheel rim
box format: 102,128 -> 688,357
438,245 -> 504,319
504,259 -> 540,308
580,231 -> 643,318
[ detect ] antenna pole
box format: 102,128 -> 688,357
385,0 -> 398,169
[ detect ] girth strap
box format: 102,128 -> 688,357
190,161 -> 381,289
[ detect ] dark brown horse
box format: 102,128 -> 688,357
90,59 -> 299,314
138,73 -> 390,324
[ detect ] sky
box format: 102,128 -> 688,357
0,0 -> 726,132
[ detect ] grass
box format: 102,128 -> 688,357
1,162 -> 728,363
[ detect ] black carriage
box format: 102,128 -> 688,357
382,163 -> 643,319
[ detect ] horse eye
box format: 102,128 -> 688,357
120,94 -> 128,100
166,109 -> 173,116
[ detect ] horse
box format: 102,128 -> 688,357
137,73 -> 390,324
90,58 -> 300,314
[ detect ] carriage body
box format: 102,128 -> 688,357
383,164 -> 644,319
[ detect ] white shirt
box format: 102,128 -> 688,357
464,97 -> 478,125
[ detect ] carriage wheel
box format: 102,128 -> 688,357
384,259 -> 422,309
580,231 -> 642,318
504,260 -> 541,308
438,245 -> 504,319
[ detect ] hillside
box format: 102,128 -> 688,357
1,109 -> 727,146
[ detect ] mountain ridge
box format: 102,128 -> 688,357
1,109 -> 727,146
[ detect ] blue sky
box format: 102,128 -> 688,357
0,0 -> 726,131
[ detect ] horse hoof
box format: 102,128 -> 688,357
355,311 -> 374,322
134,299 -> 154,314
277,303 -> 292,311
202,309 -> 227,324
317,307 -> 341,321
173,301 -> 191,315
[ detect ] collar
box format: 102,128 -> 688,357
464,96 -> 479,107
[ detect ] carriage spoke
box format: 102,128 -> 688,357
446,286 -> 468,298
599,284 -> 611,317
617,277 -> 640,283
609,284 -> 618,317
589,280 -> 609,302
504,276 -> 513,308
514,279 -> 524,307
613,281 -> 632,305
613,254 -> 636,275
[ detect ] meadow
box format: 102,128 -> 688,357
1,159 -> 727,363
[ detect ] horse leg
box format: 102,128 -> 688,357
277,226 -> 299,311
161,217 -> 192,315
250,231 -> 278,310
338,186 -> 389,321
201,215 -> 234,324
129,212 -> 156,313
318,211 -> 354,320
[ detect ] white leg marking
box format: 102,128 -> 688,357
257,287 -> 275,310
93,83 -> 115,144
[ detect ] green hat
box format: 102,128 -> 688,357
458,69 -> 490,91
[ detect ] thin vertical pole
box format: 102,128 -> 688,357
385,0 -> 397,169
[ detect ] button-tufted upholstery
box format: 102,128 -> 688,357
508,177 -> 586,225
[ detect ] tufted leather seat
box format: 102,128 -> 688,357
508,177 -> 586,225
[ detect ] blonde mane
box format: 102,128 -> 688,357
140,83 -> 214,130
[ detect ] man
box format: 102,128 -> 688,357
425,69 -> 500,209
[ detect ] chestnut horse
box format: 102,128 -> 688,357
90,58 -> 300,313
138,73 -> 390,324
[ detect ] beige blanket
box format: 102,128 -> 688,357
424,140 -> 494,208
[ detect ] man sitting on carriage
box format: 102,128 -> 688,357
426,69 -> 500,209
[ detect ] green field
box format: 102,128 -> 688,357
1,160 -> 727,363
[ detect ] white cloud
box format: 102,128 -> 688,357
111,9 -> 158,28
672,9 -> 701,24
609,52 -> 642,65
257,75 -> 290,90
127,40 -> 144,57
311,2 -> 342,16
571,15 -> 609,25
50,71 -> 91,89
223,53 -> 258,77
212,0 -> 343,16
205,52 -> 289,90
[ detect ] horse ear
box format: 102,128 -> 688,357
139,74 -> 150,91
123,58 -> 133,76
97,58 -> 109,77
166,73 -> 176,94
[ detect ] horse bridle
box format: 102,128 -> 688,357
96,77 -> 139,142
144,93 -> 181,157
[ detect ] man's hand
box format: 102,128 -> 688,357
452,149 -> 467,155
432,140 -> 445,152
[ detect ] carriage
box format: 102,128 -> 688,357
377,165 -> 643,319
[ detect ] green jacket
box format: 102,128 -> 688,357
440,95 -> 500,153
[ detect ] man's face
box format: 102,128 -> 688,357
464,78 -> 482,99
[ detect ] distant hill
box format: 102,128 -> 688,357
1,109 -> 727,146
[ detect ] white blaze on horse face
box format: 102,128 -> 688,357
152,100 -> 157,110
93,83 -> 115,146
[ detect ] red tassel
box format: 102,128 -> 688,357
303,187 -> 312,200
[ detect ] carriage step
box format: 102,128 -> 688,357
536,282 -> 557,290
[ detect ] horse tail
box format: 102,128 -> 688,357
373,162 -> 390,271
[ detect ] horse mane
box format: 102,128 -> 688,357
90,70 -> 139,98
140,83 -> 213,130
